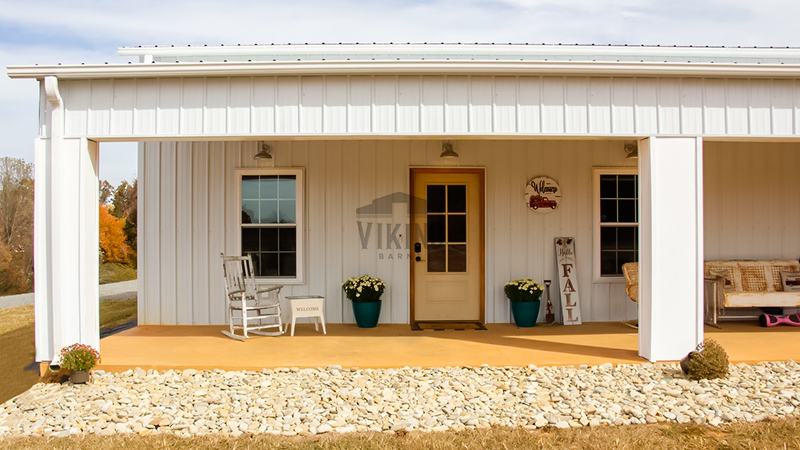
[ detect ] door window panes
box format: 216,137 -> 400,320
426,183 -> 468,273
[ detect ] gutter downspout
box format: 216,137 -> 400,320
34,76 -> 62,371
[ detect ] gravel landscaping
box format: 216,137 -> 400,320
1,361 -> 799,438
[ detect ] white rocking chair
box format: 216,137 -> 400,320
220,253 -> 284,340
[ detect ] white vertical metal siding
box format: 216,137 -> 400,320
62,76 -> 800,139
139,139 -> 640,325
703,142 -> 800,260
139,139 -> 800,326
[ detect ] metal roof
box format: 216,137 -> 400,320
9,43 -> 800,80
118,43 -> 800,65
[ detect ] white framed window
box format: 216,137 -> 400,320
236,168 -> 304,283
593,168 -> 638,281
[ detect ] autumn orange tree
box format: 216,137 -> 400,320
98,204 -> 132,264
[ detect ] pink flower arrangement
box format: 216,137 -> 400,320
60,343 -> 101,372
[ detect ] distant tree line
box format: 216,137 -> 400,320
0,158 -> 33,295
0,156 -> 137,296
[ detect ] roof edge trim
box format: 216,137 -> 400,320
9,60 -> 800,79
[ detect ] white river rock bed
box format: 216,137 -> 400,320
1,361 -> 799,437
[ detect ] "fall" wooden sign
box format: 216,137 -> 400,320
555,237 -> 582,325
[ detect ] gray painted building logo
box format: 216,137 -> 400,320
356,192 -> 427,260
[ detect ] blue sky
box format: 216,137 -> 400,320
2,0 -> 797,185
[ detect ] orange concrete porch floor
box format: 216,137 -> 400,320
97,321 -> 800,372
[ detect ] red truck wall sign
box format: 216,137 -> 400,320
525,176 -> 561,213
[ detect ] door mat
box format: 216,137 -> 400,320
412,321 -> 487,331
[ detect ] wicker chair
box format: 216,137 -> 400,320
622,262 -> 638,303
621,262 -> 638,328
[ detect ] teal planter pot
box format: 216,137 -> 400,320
510,301 -> 540,327
352,300 -> 382,328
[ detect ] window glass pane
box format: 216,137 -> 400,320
427,185 -> 446,213
447,185 -> 466,213
241,172 -> 300,279
242,176 -> 260,199
260,176 -> 278,199
260,253 -> 279,277
448,215 -> 466,243
428,244 -> 446,272
259,200 -> 278,224
618,175 -> 636,199
600,227 -> 617,251
618,199 -> 636,223
242,228 -> 260,252
600,175 -> 616,198
279,199 -> 296,223
618,251 -> 636,270
600,251 -> 618,276
279,176 -> 296,199
598,173 -> 639,277
427,215 -> 446,243
279,253 -> 297,277
448,244 -> 467,272
261,228 -> 278,251
246,252 -> 261,275
600,199 -> 617,223
618,227 -> 637,250
278,227 -> 296,252
241,200 -> 258,224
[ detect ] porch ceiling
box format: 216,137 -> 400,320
97,322 -> 799,372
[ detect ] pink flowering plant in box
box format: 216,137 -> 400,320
504,278 -> 544,302
60,343 -> 101,372
342,274 -> 385,303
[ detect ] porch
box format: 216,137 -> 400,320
13,45 -> 800,367
96,321 -> 800,372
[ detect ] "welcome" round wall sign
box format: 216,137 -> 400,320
525,176 -> 561,213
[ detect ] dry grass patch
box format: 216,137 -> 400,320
98,263 -> 137,285
0,321 -> 39,406
0,304 -> 34,335
0,300 -> 137,404
98,299 -> 137,331
2,419 -> 800,450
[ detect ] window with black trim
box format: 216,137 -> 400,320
595,169 -> 639,277
239,169 -> 303,279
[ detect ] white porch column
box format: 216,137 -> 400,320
34,77 -> 100,363
638,137 -> 704,362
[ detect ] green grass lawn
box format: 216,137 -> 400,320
0,418 -> 799,449
0,300 -> 137,404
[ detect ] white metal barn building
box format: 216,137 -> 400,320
8,43 -> 800,366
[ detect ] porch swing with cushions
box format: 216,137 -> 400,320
220,253 -> 285,340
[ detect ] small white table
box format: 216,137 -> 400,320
285,296 -> 326,336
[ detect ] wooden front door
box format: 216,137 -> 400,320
410,169 -> 484,322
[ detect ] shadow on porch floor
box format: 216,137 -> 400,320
96,321 -> 800,372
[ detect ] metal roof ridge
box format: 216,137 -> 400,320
117,43 -> 800,59
119,42 -> 800,49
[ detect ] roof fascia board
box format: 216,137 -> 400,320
9,61 -> 800,79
